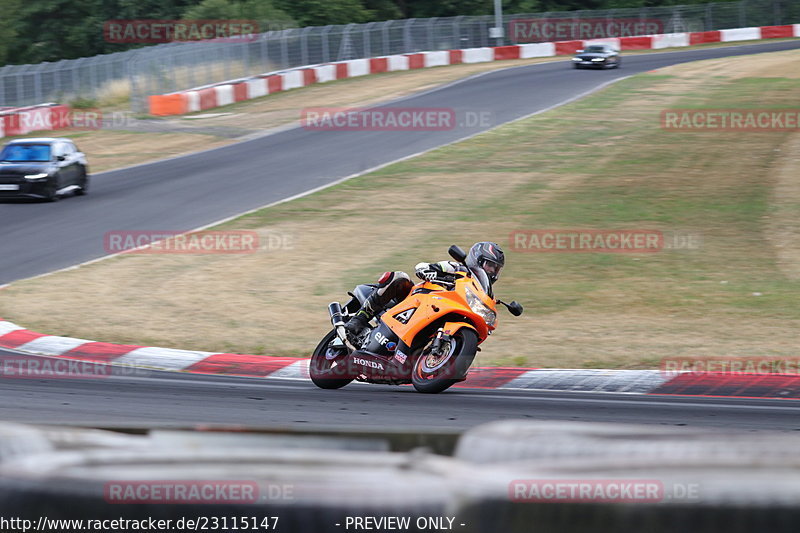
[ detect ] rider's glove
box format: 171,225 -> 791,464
415,262 -> 443,281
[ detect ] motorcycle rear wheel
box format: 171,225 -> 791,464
412,328 -> 478,394
310,330 -> 354,390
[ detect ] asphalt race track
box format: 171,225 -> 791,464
0,350 -> 798,430
2,40 -> 800,286
2,41 -> 800,432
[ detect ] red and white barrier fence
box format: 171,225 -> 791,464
1,24 -> 798,130
0,103 -> 72,138
4,316 -> 800,397
147,24 -> 800,116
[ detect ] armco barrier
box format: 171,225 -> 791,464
146,23 -> 800,117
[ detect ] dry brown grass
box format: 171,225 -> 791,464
0,172 -> 533,356
766,132 -> 800,280
38,131 -> 235,173
2,48 -> 800,368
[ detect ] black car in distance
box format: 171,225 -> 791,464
572,44 -> 621,69
0,138 -> 89,201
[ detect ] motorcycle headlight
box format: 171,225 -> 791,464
465,286 -> 496,327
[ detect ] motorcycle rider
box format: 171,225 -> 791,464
344,242 -> 505,336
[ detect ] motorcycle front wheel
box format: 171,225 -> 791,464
309,330 -> 354,390
412,328 -> 478,394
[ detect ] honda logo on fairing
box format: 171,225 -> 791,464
354,358 -> 384,370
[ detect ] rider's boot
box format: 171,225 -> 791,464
345,272 -> 414,338
344,290 -> 381,337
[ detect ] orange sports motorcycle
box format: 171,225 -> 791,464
310,245 -> 523,393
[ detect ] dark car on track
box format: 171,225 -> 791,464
572,44 -> 621,69
0,138 -> 89,201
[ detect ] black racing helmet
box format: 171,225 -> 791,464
466,242 -> 505,287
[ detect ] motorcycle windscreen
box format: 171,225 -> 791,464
468,265 -> 493,297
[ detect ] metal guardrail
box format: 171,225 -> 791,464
0,0 -> 796,111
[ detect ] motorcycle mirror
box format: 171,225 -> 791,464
498,299 -> 524,316
448,245 -> 467,262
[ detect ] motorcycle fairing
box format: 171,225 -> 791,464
381,283 -> 490,349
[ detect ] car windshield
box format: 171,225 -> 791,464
0,144 -> 52,162
584,45 -> 607,53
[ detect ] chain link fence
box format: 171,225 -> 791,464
0,0 -> 796,112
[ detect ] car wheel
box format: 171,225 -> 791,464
76,171 -> 89,196
615,58 -> 621,69
44,182 -> 59,202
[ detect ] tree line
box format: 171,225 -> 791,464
0,0 -> 741,65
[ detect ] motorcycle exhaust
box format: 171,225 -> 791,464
328,302 -> 348,342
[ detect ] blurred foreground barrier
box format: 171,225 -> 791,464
457,420 -> 800,532
1,421 -> 800,532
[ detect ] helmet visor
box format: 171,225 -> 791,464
481,260 -> 502,280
